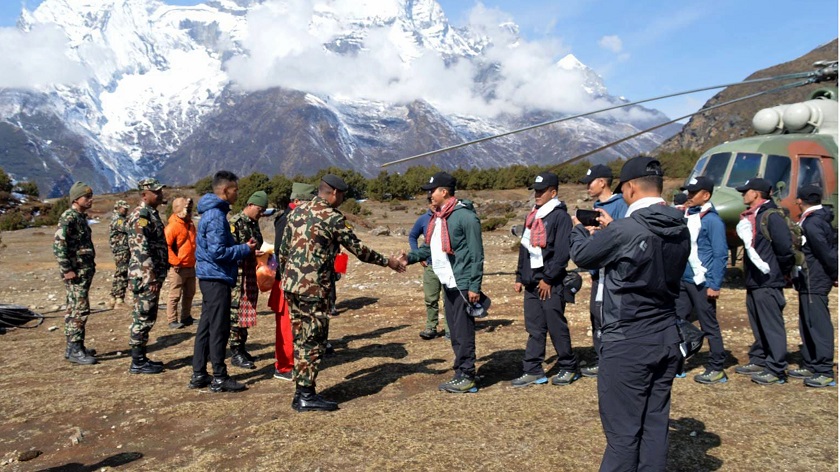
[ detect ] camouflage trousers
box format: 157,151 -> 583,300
110,251 -> 130,299
64,269 -> 95,343
129,280 -> 162,348
286,292 -> 330,387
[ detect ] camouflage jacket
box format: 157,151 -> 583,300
278,196 -> 388,299
53,208 -> 96,275
230,211 -> 264,277
127,202 -> 169,286
109,211 -> 130,254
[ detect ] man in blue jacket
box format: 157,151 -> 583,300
677,176 -> 729,384
791,184 -> 838,388
579,164 -> 628,378
733,178 -> 794,385
189,171 -> 256,393
409,198 -> 449,340
571,156 -> 689,471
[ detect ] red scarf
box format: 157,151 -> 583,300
525,207 -> 547,248
739,199 -> 767,245
426,197 -> 458,255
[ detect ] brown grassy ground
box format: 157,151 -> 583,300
0,184 -> 836,471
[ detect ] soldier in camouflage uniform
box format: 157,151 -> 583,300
229,191 -> 268,369
277,174 -> 405,411
53,181 -> 98,365
108,200 -> 131,308
126,178 -> 170,374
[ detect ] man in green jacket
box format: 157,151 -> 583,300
403,172 -> 485,393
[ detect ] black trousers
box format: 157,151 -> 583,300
194,280 -> 232,378
522,283 -> 577,374
798,292 -> 834,376
589,276 -> 603,361
746,287 -> 787,376
443,288 -> 476,378
598,340 -> 680,472
675,281 -> 726,370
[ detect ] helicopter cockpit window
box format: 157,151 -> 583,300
687,155 -> 709,182
702,152 -> 730,186
764,154 -> 791,198
797,157 -> 825,190
726,152 -> 761,188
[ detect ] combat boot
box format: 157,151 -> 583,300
240,331 -> 256,362
66,341 -> 97,365
230,346 -> 256,369
64,338 -> 97,359
293,386 -> 338,412
129,347 -> 164,374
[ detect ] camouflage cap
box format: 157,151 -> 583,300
137,178 -> 165,191
290,182 -> 317,201
68,181 -> 93,202
114,199 -> 130,210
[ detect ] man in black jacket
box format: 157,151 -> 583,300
733,178 -> 795,385
570,156 -> 689,471
512,172 -> 578,387
790,184 -> 837,388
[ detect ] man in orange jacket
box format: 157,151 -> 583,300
165,197 -> 197,329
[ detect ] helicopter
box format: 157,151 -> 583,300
382,60 -> 839,252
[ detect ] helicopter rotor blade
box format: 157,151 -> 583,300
381,64 -> 836,169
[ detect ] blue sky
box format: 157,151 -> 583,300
1,0 -> 837,120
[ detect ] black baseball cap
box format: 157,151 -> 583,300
735,178 -> 772,194
528,172 -> 559,190
797,184 -> 823,204
421,172 -> 457,191
681,175 -> 715,194
580,164 -> 613,184
673,192 -> 688,205
321,174 -> 348,192
614,156 -> 663,193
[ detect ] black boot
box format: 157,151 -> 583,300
64,337 -> 96,359
293,385 -> 338,412
240,329 -> 255,362
210,376 -> 246,393
66,341 -> 97,365
230,346 -> 256,369
129,347 -> 164,374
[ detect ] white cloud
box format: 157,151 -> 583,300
598,35 -> 623,53
225,0 -> 650,120
0,24 -> 88,88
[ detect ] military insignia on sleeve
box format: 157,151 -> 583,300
117,219 -> 123,225
138,218 -> 149,228
230,224 -> 236,234
345,221 -> 353,229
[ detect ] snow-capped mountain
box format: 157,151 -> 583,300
0,0 -> 679,197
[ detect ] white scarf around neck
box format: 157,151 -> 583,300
521,198 -> 561,269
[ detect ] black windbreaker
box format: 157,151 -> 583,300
744,201 -> 795,290
570,204 -> 690,343
515,201 -> 571,287
797,207 -> 838,295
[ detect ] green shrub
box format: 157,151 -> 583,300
193,175 -> 213,195
0,210 -> 29,231
480,217 -> 508,232
35,197 -> 69,227
339,198 -> 370,216
0,167 -> 12,193
15,181 -> 39,198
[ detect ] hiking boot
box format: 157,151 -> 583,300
735,363 -> 765,375
580,364 -> 598,378
168,321 -> 184,330
210,376 -> 247,393
787,367 -> 814,379
675,372 -> 687,379
551,370 -> 580,386
510,373 -> 548,388
694,369 -> 728,384
66,342 -> 97,365
129,359 -> 164,374
804,374 -> 836,388
419,328 -> 437,340
751,370 -> 786,385
294,387 -> 338,412
181,316 -> 195,326
439,375 -> 477,393
274,369 -> 293,381
188,372 -> 212,389
231,353 -> 256,369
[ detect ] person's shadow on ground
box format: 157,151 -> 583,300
320,358 -> 449,403
667,417 -> 724,471
36,452 -> 143,472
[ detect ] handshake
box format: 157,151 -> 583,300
386,250 -> 410,273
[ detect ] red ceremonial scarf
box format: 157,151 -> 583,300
525,207 -> 547,248
739,199 -> 767,245
426,197 -> 458,255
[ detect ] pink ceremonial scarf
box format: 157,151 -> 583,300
426,197 -> 457,255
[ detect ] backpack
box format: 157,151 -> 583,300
759,208 -> 806,269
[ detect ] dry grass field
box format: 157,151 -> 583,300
0,183 -> 836,471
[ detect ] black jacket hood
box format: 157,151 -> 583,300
630,204 -> 686,239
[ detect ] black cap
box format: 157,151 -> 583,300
321,174 -> 348,192
681,175 -> 715,194
735,178 -> 772,194
580,164 -> 613,184
421,172 -> 457,191
614,156 -> 663,193
672,192 -> 688,205
562,272 -> 583,303
528,172 -> 559,190
797,184 -> 823,204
